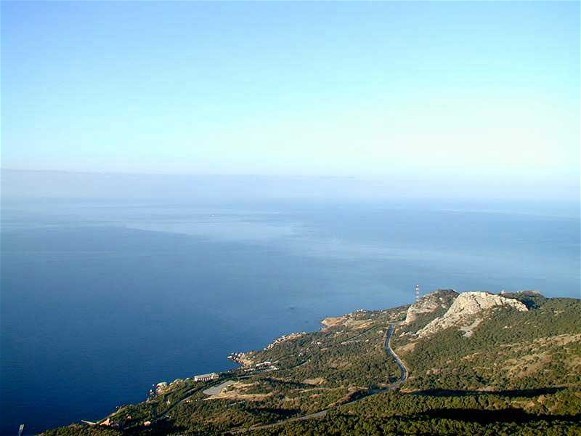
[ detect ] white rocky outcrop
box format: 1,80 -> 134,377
404,290 -> 458,324
417,291 -> 528,338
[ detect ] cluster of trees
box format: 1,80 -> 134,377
258,388 -> 581,435
259,412 -> 580,436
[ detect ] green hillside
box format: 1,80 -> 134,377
44,291 -> 581,435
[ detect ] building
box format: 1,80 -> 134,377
193,372 -> 219,382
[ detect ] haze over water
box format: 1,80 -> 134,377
1,1 -> 579,433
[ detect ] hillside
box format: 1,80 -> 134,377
44,290 -> 581,435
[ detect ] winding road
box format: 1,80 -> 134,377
88,321 -> 409,433
230,321 -> 409,433
384,322 -> 408,387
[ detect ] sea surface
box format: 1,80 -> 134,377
1,198 -> 579,433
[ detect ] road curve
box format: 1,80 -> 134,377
384,322 -> 408,388
229,322 -> 408,434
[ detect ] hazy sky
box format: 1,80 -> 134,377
2,2 -> 579,193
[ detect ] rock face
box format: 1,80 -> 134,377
404,290 -> 459,324
417,291 -> 528,338
321,315 -> 350,330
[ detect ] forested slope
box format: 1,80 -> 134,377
44,291 -> 581,435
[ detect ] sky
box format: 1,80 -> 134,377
2,1 -> 580,199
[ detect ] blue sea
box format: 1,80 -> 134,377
1,198 -> 579,434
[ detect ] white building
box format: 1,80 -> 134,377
193,372 -> 219,382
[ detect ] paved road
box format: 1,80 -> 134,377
99,322 -> 408,433
203,380 -> 236,396
384,322 -> 409,387
230,322 -> 408,434
155,383 -> 211,421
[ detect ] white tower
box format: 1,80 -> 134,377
415,284 -> 420,302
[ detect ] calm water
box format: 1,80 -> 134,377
1,199 -> 579,433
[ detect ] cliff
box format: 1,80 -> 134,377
403,289 -> 458,325
416,291 -> 528,338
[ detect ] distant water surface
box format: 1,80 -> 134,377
1,199 -> 579,433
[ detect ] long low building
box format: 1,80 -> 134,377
193,372 -> 219,382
